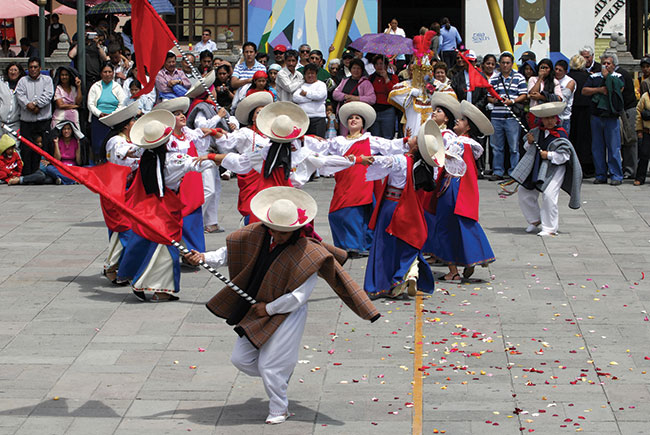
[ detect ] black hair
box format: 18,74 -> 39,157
51,13 -> 59,20
310,49 -> 323,59
19,37 -> 30,46
466,118 -> 481,140
437,106 -> 456,127
554,59 -> 569,72
100,118 -> 134,163
537,58 -> 556,94
199,50 -> 213,61
349,58 -> 365,72
441,17 -> 451,30
303,63 -> 319,74
256,52 -> 268,61
4,62 -> 25,85
499,52 -> 515,63
371,54 -> 387,66
284,49 -> 299,60
247,107 -> 258,126
242,41 -> 257,52
28,56 -> 41,67
482,54 -> 497,65
216,64 -> 231,74
165,52 -> 176,61
129,79 -> 142,89
108,43 -> 121,54
122,20 -> 132,37
100,61 -> 114,72
1,39 -> 10,48
203,28 -> 212,35
434,61 -> 448,74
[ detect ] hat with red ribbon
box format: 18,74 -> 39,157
250,186 -> 317,232
130,109 -> 175,149
256,101 -> 309,143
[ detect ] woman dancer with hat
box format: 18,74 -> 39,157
427,101 -> 496,281
98,101 -> 142,285
355,120 -> 441,299
119,109 -> 222,301
303,101 -> 411,257
510,101 -> 582,236
184,186 -> 380,424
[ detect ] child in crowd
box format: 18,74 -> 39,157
325,102 -> 338,139
0,134 -> 22,184
124,79 -> 154,115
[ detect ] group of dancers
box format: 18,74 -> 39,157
86,63 -> 581,423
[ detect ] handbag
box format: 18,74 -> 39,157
641,109 -> 650,121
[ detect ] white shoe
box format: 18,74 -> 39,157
537,230 -> 556,237
525,223 -> 539,233
265,412 -> 289,424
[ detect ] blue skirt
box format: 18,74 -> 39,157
328,205 -> 373,252
182,207 -> 206,252
363,200 -> 435,296
422,210 -> 437,256
428,178 -> 495,267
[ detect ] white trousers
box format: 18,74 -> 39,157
202,166 -> 221,226
230,303 -> 308,416
104,231 -> 123,272
518,165 -> 565,234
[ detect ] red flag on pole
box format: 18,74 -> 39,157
458,50 -> 503,101
131,0 -> 176,97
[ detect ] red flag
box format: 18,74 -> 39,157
458,50 -> 503,101
5,127 -> 182,245
131,0 -> 176,97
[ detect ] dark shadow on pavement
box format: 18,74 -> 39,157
70,221 -> 107,228
484,226 -> 527,235
0,398 -> 121,418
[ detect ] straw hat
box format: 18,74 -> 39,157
417,119 -> 445,168
338,101 -> 376,130
154,96 -> 190,113
530,101 -> 567,118
130,109 -> 175,149
430,92 -> 462,120
0,134 -> 16,155
460,100 -> 494,136
234,91 -> 274,125
256,101 -> 309,143
250,186 -> 318,232
185,69 -> 216,99
99,101 -> 140,127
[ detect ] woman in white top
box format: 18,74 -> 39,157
527,58 -> 563,110
292,63 -> 328,137
553,59 -> 576,134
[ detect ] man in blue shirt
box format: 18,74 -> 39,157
231,41 -> 266,90
487,52 -> 528,180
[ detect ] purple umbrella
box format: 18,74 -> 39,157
348,33 -> 413,56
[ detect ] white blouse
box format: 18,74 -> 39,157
366,154 -> 409,188
203,246 -> 317,315
167,127 -> 212,156
105,134 -> 142,172
164,151 -> 215,191
304,132 -> 408,157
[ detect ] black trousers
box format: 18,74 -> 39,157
19,119 -> 50,176
307,117 -> 327,138
635,133 -> 650,183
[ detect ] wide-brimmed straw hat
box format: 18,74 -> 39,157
234,91 -> 274,125
0,134 -> 16,155
417,119 -> 445,168
256,101 -> 309,143
530,101 -> 567,118
130,109 -> 175,149
185,69 -> 216,99
99,101 -> 140,127
430,92 -> 462,120
250,186 -> 317,232
460,100 -> 494,136
154,96 -> 190,113
338,101 -> 376,130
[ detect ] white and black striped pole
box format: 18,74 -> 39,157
170,240 -> 256,304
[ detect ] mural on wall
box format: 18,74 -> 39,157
247,0 -> 378,57
513,0 -> 550,61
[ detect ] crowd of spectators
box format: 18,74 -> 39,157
1,16 -> 649,189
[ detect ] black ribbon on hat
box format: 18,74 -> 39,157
412,153 -> 436,192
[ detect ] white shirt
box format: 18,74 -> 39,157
292,80 -> 327,118
557,75 -> 575,120
276,67 -> 304,102
366,153 -> 409,188
106,134 -> 142,172
167,127 -> 212,157
304,132 -> 409,157
203,246 -> 318,315
193,39 -> 218,54
164,151 -> 215,191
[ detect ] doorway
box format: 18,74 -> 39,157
379,0 -> 464,40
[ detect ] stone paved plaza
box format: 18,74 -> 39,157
1,178 -> 650,435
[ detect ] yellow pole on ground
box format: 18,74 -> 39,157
486,0 -> 515,57
329,0 -> 359,62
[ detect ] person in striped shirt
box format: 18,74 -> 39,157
231,41 -> 267,90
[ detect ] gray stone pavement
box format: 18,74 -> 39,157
0,178 -> 649,434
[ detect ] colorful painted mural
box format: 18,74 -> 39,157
513,0 -> 550,60
247,0 -> 378,56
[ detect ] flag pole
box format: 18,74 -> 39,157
0,123 -> 255,304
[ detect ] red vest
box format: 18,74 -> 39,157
454,141 -> 480,221
248,165 -> 294,224
329,138 -> 374,213
178,141 -> 205,217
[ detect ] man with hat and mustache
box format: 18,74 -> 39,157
185,186 -> 380,424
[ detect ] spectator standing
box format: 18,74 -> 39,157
481,54 -> 497,80
199,50 -> 214,76
527,58 -> 562,109
276,49 -> 304,102
298,50 -> 331,82
121,20 -> 133,53
155,52 -> 191,100
245,70 -> 276,100
438,17 -> 462,70
267,63 -> 281,98
47,13 -> 68,55
214,64 -> 235,109
181,53 -> 198,86
87,62 -> 126,163
107,43 -> 130,85
554,60 -> 576,134
582,53 -> 624,185
615,58 -> 638,178
434,62 -> 453,89
384,18 -> 407,71
639,57 -> 650,95
15,57 -> 53,175
123,79 -> 154,114
0,64 -> 23,134
17,37 -> 37,58
298,44 -> 311,67
333,58 -> 376,135
193,28 -> 217,55
487,51 -> 527,180
68,31 -> 109,86
368,55 -> 398,139
272,44 -> 286,68
231,41 -> 267,89
567,54 -> 593,177
256,52 -> 269,67
451,50 -> 487,109
51,66 -> 82,128
1,39 -> 16,57
580,46 -> 601,74
635,84 -> 650,185
293,63 -> 327,137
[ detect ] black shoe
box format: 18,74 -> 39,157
132,290 -> 146,301
488,174 -> 504,182
358,250 -> 369,258
593,178 -> 607,184
347,249 -> 360,259
367,292 -> 383,301
609,179 -> 622,186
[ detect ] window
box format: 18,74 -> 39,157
165,0 -> 242,44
